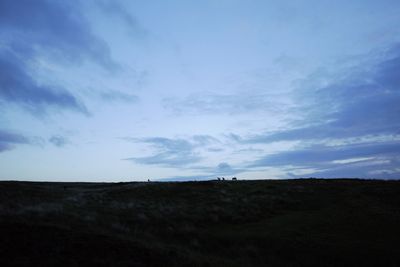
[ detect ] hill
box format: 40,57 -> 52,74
1,179 -> 400,266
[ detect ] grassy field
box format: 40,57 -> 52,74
1,179 -> 400,266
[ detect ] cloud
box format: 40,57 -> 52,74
246,44 -> 400,143
250,141 -> 400,168
123,135 -> 255,178
123,137 -> 203,168
0,0 -> 120,115
123,135 -> 223,168
216,162 -> 233,172
0,0 -> 117,69
129,153 -> 201,167
0,129 -> 30,152
48,135 -> 69,147
0,51 -> 88,115
96,0 -> 147,38
299,162 -> 400,179
123,134 -> 249,179
157,162 -> 244,181
213,162 -> 245,176
138,137 -> 195,152
151,43 -> 400,179
98,90 -> 139,104
192,135 -> 220,146
249,140 -> 400,179
190,161 -> 246,176
217,44 -> 400,179
163,93 -> 285,115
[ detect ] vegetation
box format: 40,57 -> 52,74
1,179 -> 400,266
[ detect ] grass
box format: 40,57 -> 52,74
1,179 -> 400,266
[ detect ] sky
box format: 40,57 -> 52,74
1,0 -> 400,181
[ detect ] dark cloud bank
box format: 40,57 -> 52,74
0,0 -> 137,152
244,44 -> 400,178
0,0 -> 142,116
0,50 -> 88,115
0,0 -> 112,115
0,0 -> 104,152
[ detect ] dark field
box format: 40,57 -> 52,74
1,179 -> 400,266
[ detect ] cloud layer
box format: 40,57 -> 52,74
1,1 -> 400,181
0,0 -> 119,116
163,93 -> 286,115
126,137 -> 204,167
249,45 -> 400,143
0,130 -> 30,152
0,50 -> 88,115
238,45 -> 400,178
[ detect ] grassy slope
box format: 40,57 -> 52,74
1,179 -> 400,266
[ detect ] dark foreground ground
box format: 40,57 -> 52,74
1,179 -> 400,266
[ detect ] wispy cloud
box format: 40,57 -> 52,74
245,44 -> 400,144
98,90 -> 139,104
163,93 -> 287,115
159,162 -> 246,182
96,0 -> 147,38
0,0 -> 117,69
48,135 -> 69,147
249,141 -> 400,168
123,137 -> 209,168
123,135 -> 249,180
157,162 -> 244,182
0,0 -> 120,116
190,162 -> 246,176
0,129 -> 30,152
218,44 -> 400,179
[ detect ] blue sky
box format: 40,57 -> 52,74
1,0 -> 400,181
